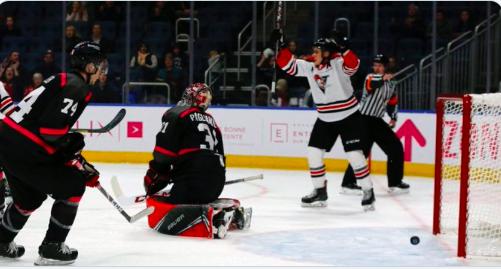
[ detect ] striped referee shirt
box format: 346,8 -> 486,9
359,73 -> 398,120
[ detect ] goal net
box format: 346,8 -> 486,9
433,93 -> 501,258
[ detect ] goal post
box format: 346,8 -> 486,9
434,93 -> 501,258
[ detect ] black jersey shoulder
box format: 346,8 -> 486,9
164,105 -> 201,121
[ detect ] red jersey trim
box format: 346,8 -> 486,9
68,196 -> 82,203
154,146 -> 177,157
40,126 -> 69,136
2,117 -> 56,154
1,98 -> 12,108
178,148 -> 201,156
180,108 -> 200,118
85,93 -> 92,102
316,96 -> 357,111
60,73 -> 67,87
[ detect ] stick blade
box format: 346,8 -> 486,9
129,207 -> 155,223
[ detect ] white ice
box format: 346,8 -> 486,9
1,163 -> 500,266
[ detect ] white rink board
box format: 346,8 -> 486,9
78,105 -> 438,165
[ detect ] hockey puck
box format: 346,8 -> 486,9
410,236 -> 420,245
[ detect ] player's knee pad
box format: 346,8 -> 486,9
307,147 -> 325,168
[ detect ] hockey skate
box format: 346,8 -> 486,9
389,182 -> 410,194
0,241 -> 25,259
212,210 -> 234,239
301,185 -> 328,207
233,207 -> 252,230
340,183 -> 362,196
34,242 -> 78,266
362,189 -> 376,211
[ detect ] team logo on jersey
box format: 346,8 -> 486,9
314,74 -> 329,92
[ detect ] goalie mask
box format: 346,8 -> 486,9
179,83 -> 213,111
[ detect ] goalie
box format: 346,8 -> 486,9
143,83 -> 251,239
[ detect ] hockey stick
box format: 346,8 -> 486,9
71,108 -> 126,133
111,174 -> 264,206
270,1 -> 283,94
96,178 -> 154,223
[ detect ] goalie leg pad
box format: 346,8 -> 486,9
146,196 -> 214,239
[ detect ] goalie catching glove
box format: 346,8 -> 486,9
144,161 -> 171,196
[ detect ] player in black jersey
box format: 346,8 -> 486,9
0,41 -> 107,265
144,83 -> 251,239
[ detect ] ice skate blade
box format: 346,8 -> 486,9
340,188 -> 362,196
243,208 -> 252,229
363,204 -> 376,211
34,256 -> 75,266
301,201 -> 328,207
389,188 -> 410,194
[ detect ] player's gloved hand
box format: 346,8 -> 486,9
329,29 -> 350,53
144,162 -> 171,196
65,155 -> 100,188
60,133 -> 85,161
270,28 -> 287,50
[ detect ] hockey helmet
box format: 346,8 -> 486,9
70,41 -> 108,75
373,54 -> 389,67
312,38 -> 338,55
179,83 -> 213,111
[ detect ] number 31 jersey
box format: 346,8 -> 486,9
1,72 -> 91,155
152,105 -> 225,172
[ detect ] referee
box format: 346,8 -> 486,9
341,54 -> 410,194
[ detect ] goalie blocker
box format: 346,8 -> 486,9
146,197 -> 252,239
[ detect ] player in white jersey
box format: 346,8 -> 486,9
0,82 -> 15,223
272,29 -> 375,210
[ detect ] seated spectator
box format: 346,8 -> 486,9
0,16 -> 22,39
391,4 -> 425,40
24,73 -> 43,96
91,23 -> 114,53
130,42 -> 158,82
288,39 -> 301,58
148,1 -> 175,23
256,88 -> 269,107
1,67 -> 24,101
0,51 -> 27,83
257,48 -> 275,86
65,25 -> 82,53
454,10 -> 475,37
271,79 -> 289,107
90,73 -> 119,103
156,53 -> 184,101
96,1 -> 123,22
387,56 -> 398,74
66,1 -> 88,22
427,10 -> 453,41
172,43 -> 188,71
32,50 -> 62,79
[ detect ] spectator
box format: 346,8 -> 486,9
172,43 -> 188,71
1,67 -> 23,101
0,16 -> 22,39
148,1 -> 175,23
24,73 -> 43,96
96,1 -> 123,22
392,4 -> 425,40
65,25 -> 82,53
427,10 -> 453,41
130,42 -> 158,82
454,10 -> 475,37
66,1 -> 88,22
271,79 -> 289,107
0,51 -> 27,82
31,50 -> 61,79
256,88 -> 269,107
90,73 -> 119,103
387,56 -> 398,74
288,39 -> 301,58
91,23 -> 114,53
156,53 -> 184,101
257,48 -> 275,86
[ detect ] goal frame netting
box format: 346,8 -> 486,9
433,93 -> 501,258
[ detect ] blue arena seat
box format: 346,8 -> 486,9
2,37 -> 27,53
94,21 -> 117,39
39,21 -> 61,38
146,22 -> 173,40
29,37 -> 54,53
143,38 -> 166,57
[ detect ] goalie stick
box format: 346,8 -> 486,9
71,108 -> 126,133
97,178 -> 154,223
111,174 -> 264,206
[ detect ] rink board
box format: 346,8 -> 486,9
76,105 -> 439,177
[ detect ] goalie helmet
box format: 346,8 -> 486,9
70,41 -> 108,75
179,83 -> 212,111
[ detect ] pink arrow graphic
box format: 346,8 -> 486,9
395,119 -> 426,162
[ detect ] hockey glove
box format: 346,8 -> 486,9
329,29 -> 350,53
65,155 -> 100,188
60,133 -> 85,161
144,163 -> 171,196
270,29 -> 287,50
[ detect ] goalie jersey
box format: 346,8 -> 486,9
276,48 -> 360,122
0,72 -> 92,155
151,105 -> 225,176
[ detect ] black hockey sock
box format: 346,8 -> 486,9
44,197 -> 81,243
0,203 -> 33,243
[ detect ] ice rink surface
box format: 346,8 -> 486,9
1,163 -> 500,266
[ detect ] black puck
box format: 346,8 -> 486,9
410,236 -> 420,245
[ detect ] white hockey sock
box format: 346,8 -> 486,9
346,150 -> 373,190
307,147 -> 326,189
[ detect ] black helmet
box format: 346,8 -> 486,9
373,54 -> 389,67
312,38 -> 338,54
70,41 -> 108,75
